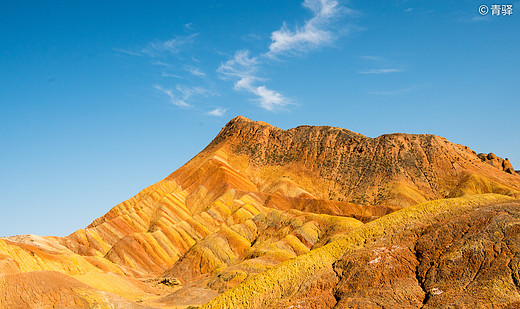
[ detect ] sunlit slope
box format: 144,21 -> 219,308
0,235 -> 161,307
202,194 -> 518,309
332,198 -> 520,308
2,116 -> 519,308
211,116 -> 520,207
60,134 -> 378,275
162,208 -> 362,284
60,116 -> 519,278
60,151 -> 266,275
0,270 -> 148,309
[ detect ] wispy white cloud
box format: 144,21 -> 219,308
113,48 -> 143,56
218,50 -> 258,79
266,0 -> 343,57
142,33 -> 198,56
154,85 -> 190,107
358,68 -> 404,74
241,33 -> 263,43
161,72 -> 183,79
154,84 -> 215,107
176,84 -> 214,99
118,31 -> 225,115
217,0 -> 350,111
218,50 -> 290,111
117,34 -> 198,58
359,55 -> 384,61
207,107 -> 227,117
184,66 -> 206,78
359,56 -> 408,75
152,60 -> 171,67
234,76 -> 289,111
120,0 -> 355,115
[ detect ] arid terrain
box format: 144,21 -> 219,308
1,116 -> 520,308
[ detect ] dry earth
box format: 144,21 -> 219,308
1,116 -> 519,308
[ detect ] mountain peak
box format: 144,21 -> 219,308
225,115 -> 275,128
214,116 -> 366,148
206,116 -> 519,207
228,115 -> 253,123
2,116 -> 520,308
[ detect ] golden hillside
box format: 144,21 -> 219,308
1,116 -> 519,308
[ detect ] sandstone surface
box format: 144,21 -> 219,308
1,116 -> 519,308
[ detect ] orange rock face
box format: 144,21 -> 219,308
1,116 -> 519,308
478,152 -> 516,174
332,200 -> 520,308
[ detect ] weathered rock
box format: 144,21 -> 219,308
478,152 -> 516,174
158,277 -> 181,286
2,116 -> 520,308
202,195 -> 520,309
213,117 -> 520,207
332,201 -> 520,308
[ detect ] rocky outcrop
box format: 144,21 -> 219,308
203,195 -> 520,309
210,116 -> 520,207
333,200 -> 520,308
2,116 -> 520,308
162,209 -> 362,285
478,152 -> 516,174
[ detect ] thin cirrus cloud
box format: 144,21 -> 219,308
118,33 -> 221,113
142,33 -> 198,56
266,0 -> 343,58
359,55 -> 384,61
217,0 -> 347,111
161,72 -> 183,79
207,107 -> 227,117
116,33 -> 198,57
122,0 -> 348,113
218,50 -> 258,78
154,84 -> 215,107
358,55 -> 407,75
358,68 -> 404,74
218,50 -> 290,111
154,85 -> 190,107
152,60 -> 171,67
235,76 -> 289,111
184,66 -> 206,78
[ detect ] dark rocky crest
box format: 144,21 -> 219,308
1,115 -> 519,309
478,152 -> 516,174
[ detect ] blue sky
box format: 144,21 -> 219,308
1,0 -> 519,237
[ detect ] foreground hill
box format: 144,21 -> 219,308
204,194 -> 520,308
1,116 -> 519,308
